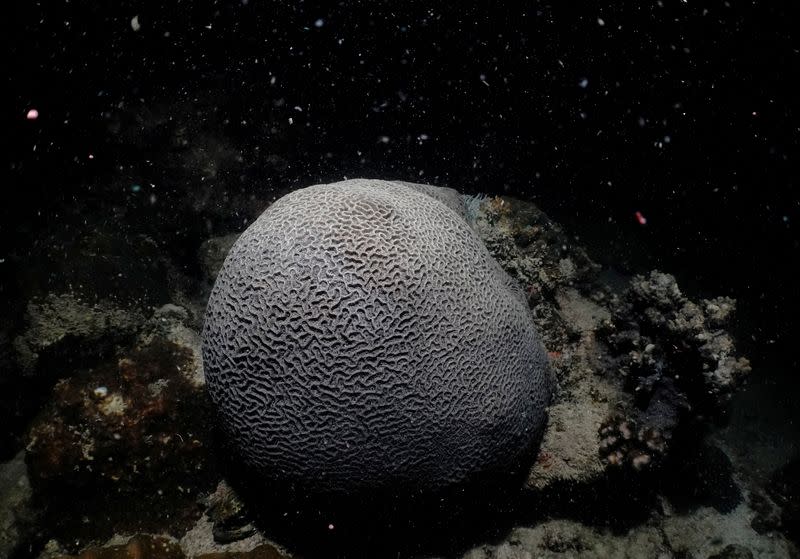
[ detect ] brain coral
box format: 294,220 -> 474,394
202,179 -> 552,495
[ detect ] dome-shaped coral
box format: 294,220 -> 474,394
202,179 -> 552,495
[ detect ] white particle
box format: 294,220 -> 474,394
378,135 -> 390,144
130,15 -> 141,32
314,18 -> 325,28
288,117 -> 294,124
93,386 -> 109,398
578,78 -> 589,88
597,17 -> 605,26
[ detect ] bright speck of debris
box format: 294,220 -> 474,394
314,18 -> 325,28
378,135 -> 390,143
131,15 -> 141,32
635,211 -> 647,225
26,109 -> 39,120
598,17 -> 606,26
288,117 -> 294,124
579,78 -> 589,89
93,386 -> 109,398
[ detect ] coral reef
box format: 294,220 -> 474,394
13,293 -> 145,376
598,413 -> 668,471
763,458 -> 800,546
0,451 -> 37,559
51,535 -> 184,559
204,482 -> 257,545
601,271 -> 751,410
7,188 -> 785,559
43,534 -> 291,559
198,234 -> 241,285
25,331 -> 217,551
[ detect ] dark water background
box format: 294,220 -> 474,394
5,2 -> 798,452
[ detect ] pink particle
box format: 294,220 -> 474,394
26,109 -> 39,120
88,154 -> 95,159
635,211 -> 647,226
327,523 -> 335,530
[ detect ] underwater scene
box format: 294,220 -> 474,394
3,3 -> 799,558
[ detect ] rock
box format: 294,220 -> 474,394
460,519 -> 670,558
199,234 -> 240,284
707,544 -> 754,559
52,535 -> 184,559
15,227 -> 173,311
767,458 -> 800,546
13,292 -> 144,376
601,271 -> 751,410
525,289 -> 616,491
195,543 -> 291,559
179,514 -> 271,558
205,481 -> 257,544
663,441 -> 742,514
749,489 -> 783,535
25,337 -> 218,551
0,451 -> 37,559
139,304 -> 205,387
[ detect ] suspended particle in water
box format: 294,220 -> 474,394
635,211 -> 647,225
26,109 -> 39,120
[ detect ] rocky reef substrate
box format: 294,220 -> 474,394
0,192 -> 794,559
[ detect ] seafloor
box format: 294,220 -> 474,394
0,190 -> 797,559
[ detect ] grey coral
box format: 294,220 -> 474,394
202,179 -> 552,494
